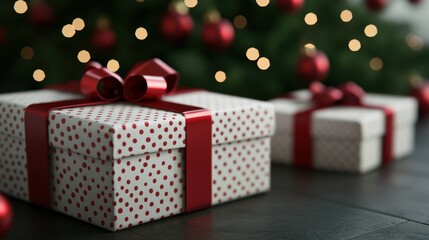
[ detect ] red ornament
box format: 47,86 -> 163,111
91,27 -> 116,52
277,0 -> 305,13
410,83 -> 429,119
298,50 -> 330,82
29,1 -> 54,27
366,0 -> 388,11
161,9 -> 194,44
202,17 -> 235,51
0,194 -> 13,238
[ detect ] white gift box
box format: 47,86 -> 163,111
270,90 -> 417,173
0,89 -> 275,231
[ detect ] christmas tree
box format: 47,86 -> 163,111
0,0 -> 427,100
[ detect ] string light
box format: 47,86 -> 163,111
233,15 -> 247,29
406,34 -> 424,51
246,47 -> 260,61
304,13 -> 318,25
77,50 -> 91,63
72,18 -> 85,31
21,47 -> 34,60
62,24 -> 76,38
14,0 -> 28,14
256,0 -> 270,7
215,71 -> 227,83
348,39 -> 361,52
369,57 -> 383,70
184,0 -> 198,8
364,24 -> 378,37
33,69 -> 45,82
257,57 -> 270,70
303,43 -> 316,55
135,27 -> 148,40
107,59 -> 120,72
340,10 -> 353,22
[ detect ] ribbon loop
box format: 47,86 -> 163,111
81,66 -> 124,101
338,82 -> 365,105
123,75 -> 168,102
310,82 -> 364,107
81,58 -> 179,102
126,58 -> 179,93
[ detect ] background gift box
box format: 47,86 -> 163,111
270,85 -> 417,173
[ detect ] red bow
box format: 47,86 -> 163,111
80,58 -> 179,102
309,81 -> 365,107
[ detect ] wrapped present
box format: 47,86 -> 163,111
0,59 -> 275,231
270,82 -> 417,173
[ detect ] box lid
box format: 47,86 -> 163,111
0,89 -> 275,160
287,89 -> 417,127
270,98 -> 385,140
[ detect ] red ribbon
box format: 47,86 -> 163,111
290,82 -> 394,168
25,58 -> 212,212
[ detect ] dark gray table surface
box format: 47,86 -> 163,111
4,120 -> 429,240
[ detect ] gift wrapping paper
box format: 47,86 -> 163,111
0,89 -> 275,231
270,90 -> 417,173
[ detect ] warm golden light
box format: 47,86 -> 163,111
62,24 -> 76,38
410,73 -> 423,87
257,57 -> 270,70
406,34 -> 424,51
21,47 -> 34,60
184,0 -> 198,8
14,0 -> 28,14
215,71 -> 227,83
33,69 -> 45,82
303,43 -> 316,55
256,0 -> 270,7
340,9 -> 353,22
369,57 -> 383,70
364,24 -> 378,37
77,50 -> 91,63
72,18 -> 85,31
246,47 -> 260,61
135,27 -> 148,40
107,59 -> 120,72
233,15 -> 247,29
304,12 -> 318,25
348,39 -> 361,52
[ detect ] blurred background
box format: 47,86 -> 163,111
0,0 -> 428,100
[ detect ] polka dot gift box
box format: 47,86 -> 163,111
270,82 -> 417,173
0,60 -> 275,231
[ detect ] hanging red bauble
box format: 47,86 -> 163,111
0,194 -> 13,238
29,1 -> 54,27
277,0 -> 305,13
298,50 -> 330,82
202,11 -> 235,51
409,0 -> 422,4
366,0 -> 388,11
410,82 -> 429,119
91,27 -> 116,52
161,4 -> 194,44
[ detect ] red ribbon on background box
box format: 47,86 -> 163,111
24,58 -> 212,213
287,82 -> 395,168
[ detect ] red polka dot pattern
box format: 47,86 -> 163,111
0,90 -> 274,160
0,90 -> 82,140
0,135 -> 28,200
0,137 -> 270,231
0,89 -> 274,231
